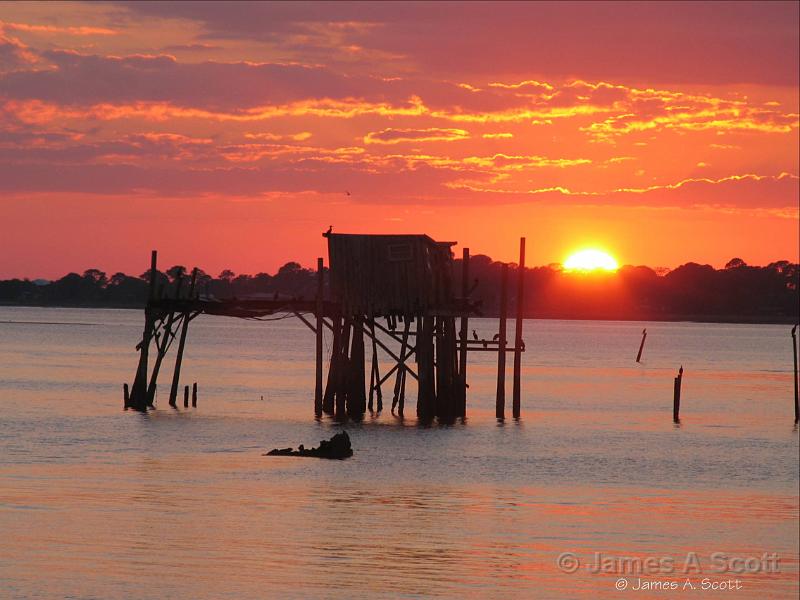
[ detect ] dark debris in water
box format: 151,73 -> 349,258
264,431 -> 353,460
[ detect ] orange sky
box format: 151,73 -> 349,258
0,1 -> 797,278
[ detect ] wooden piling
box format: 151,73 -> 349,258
673,365 -> 683,422
169,268 -> 197,407
417,315 -> 436,421
184,385 -> 189,408
792,325 -> 798,424
458,248 -> 470,417
147,276 -> 183,405
636,328 -> 647,363
393,318 -> 411,414
322,313 -> 342,414
398,367 -> 407,417
512,237 -> 525,419
335,318 -> 352,419
129,250 -> 158,410
192,382 -> 197,407
496,263 -> 508,419
442,316 -> 458,422
368,318 -> 382,412
347,317 -> 366,418
123,383 -> 129,406
314,257 -> 324,416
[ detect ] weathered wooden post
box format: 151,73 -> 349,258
315,257 -> 324,416
192,382 -> 197,407
183,385 -> 189,408
417,315 -> 436,421
335,318 -> 352,420
512,237 -> 525,419
368,318 -> 383,412
323,313 -> 342,415
496,263 -> 509,419
673,365 -> 683,422
458,248 -> 470,417
347,316 -> 366,418
169,268 -> 197,407
123,383 -> 129,405
128,250 -> 158,411
636,328 -> 647,363
393,318 -> 411,414
792,325 -> 798,424
147,275 -> 183,405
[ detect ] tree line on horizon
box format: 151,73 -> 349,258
0,257 -> 797,322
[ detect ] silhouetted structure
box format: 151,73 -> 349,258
265,431 -> 353,459
125,233 -> 527,423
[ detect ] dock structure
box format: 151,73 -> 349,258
125,233 -> 527,422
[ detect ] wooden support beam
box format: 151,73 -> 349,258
293,311 -> 317,333
792,325 -> 798,424
335,317 -> 352,420
416,315 -> 436,422
322,313 -> 341,415
320,315 -> 418,380
398,367 -> 407,417
347,316 -> 366,418
512,237 -> 525,419
147,274 -> 183,405
464,346 -> 526,353
496,263 -> 508,419
392,318 -> 411,415
368,318 -> 383,412
458,248 -> 470,418
128,250 -> 158,410
437,316 -> 458,422
314,257 -> 324,416
169,268 -> 197,407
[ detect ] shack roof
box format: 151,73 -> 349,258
326,233 -> 456,316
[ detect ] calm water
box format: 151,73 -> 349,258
0,307 -> 797,599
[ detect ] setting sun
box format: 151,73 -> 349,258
563,249 -> 619,272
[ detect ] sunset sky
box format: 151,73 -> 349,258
0,1 -> 797,279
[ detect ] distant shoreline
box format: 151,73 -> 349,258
0,301 -> 795,325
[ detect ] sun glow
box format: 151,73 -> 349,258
563,248 -> 619,272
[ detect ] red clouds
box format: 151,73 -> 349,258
0,1 -> 796,276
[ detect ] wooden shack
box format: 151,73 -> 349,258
327,233 -> 455,316
125,234 -> 527,424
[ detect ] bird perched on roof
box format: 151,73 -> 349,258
323,225 -> 333,237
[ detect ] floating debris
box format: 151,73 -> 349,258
265,431 -> 353,460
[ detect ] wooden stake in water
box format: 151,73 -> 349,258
458,247 -> 470,418
792,325 -> 798,424
169,268 -> 197,407
314,257 -> 324,416
512,237 -> 526,419
496,263 -> 508,419
673,365 -> 683,423
184,385 -> 189,408
192,382 -> 197,407
636,328 -> 647,363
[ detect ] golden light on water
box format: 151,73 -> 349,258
563,249 -> 619,272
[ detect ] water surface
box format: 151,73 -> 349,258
0,307 -> 797,598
